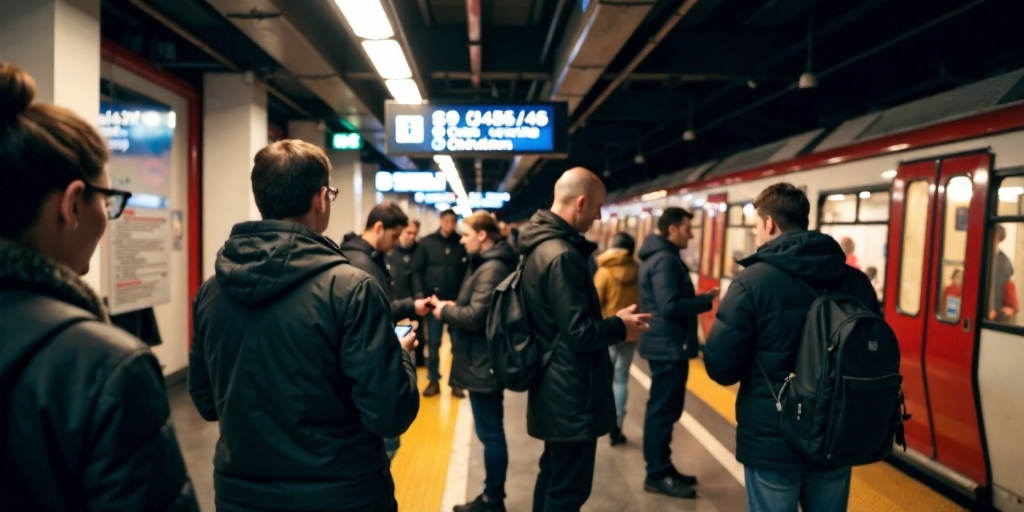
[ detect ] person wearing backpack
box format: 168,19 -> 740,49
704,183 -> 882,512
0,62 -> 198,511
515,167 -> 651,512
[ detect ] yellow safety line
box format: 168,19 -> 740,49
686,359 -> 967,512
390,335 -> 461,512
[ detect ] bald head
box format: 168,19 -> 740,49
551,167 -> 606,232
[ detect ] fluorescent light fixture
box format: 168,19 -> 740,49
436,202 -> 451,211
742,203 -> 755,216
640,190 -> 668,201
947,176 -> 973,202
859,191 -> 871,199
362,40 -> 412,79
827,194 -> 847,201
888,143 -> 910,151
385,79 -> 422,104
433,155 -> 454,165
881,170 -> 897,180
335,0 -> 394,40
718,203 -> 727,212
999,186 -> 1023,202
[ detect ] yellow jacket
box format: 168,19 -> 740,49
594,248 -> 640,319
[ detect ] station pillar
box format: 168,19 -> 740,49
286,120 -> 325,149
325,151 -> 379,244
201,73 -> 267,280
0,0 -> 103,292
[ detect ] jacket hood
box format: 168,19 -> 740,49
215,220 -> 347,305
339,232 -> 384,260
517,210 -> 596,258
0,240 -> 108,322
597,249 -> 638,284
475,240 -> 518,267
638,234 -> 679,261
739,229 -> 848,285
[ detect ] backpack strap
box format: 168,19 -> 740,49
515,251 -> 561,372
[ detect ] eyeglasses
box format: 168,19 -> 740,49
327,186 -> 339,202
83,182 -> 133,220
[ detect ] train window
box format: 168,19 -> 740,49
996,176 -> 1024,216
701,206 -> 717,277
858,191 -> 891,222
935,176 -> 972,323
821,194 -> 857,223
683,209 -> 703,272
728,205 -> 744,226
986,175 -> 1024,327
898,180 -> 930,316
723,203 -> 757,278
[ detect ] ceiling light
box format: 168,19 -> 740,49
947,176 -> 973,202
827,194 -> 847,201
743,203 -> 755,216
436,202 -> 451,211
683,129 -> 696,142
603,169 -> 612,178
747,79 -> 758,89
634,154 -> 646,165
799,71 -> 818,89
335,0 -> 394,40
881,170 -> 897,180
433,155 -> 453,165
385,79 -> 422,104
640,190 -> 668,201
362,40 -> 412,79
859,191 -> 871,199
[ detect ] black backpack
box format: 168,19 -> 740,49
486,255 -> 557,392
757,276 -> 911,467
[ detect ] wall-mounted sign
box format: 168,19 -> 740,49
413,191 -> 511,209
331,132 -> 362,150
375,171 -> 448,193
384,101 -> 568,157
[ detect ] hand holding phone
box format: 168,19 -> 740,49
394,325 -> 413,338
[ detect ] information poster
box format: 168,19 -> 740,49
99,93 -> 175,315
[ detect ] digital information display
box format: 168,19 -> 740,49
385,101 -> 568,157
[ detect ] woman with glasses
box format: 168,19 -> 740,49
0,63 -> 198,511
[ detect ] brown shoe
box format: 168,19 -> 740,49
423,381 -> 440,397
451,387 -> 466,399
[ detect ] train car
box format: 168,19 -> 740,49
600,69 -> 1024,512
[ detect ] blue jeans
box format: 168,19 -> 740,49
607,342 -> 636,428
426,315 -> 444,383
745,466 -> 852,512
469,390 -> 508,501
643,360 -> 689,480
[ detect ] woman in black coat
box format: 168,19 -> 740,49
431,212 -> 516,512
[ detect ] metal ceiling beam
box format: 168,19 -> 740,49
466,0 -> 482,90
416,0 -> 433,26
423,71 -> 778,82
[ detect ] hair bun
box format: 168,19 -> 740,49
0,62 -> 36,125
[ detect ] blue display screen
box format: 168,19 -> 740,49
385,102 -> 568,156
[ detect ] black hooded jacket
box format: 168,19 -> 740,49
638,234 -> 714,361
414,230 -> 468,301
388,242 -> 424,301
340,233 -> 416,321
443,241 -> 517,392
518,210 -> 627,441
189,221 -> 419,510
0,241 -> 198,512
704,229 -> 880,472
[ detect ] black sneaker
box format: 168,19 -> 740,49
609,426 -> 627,446
453,494 -> 505,512
423,381 -> 440,397
671,469 -> 698,487
644,476 -> 697,499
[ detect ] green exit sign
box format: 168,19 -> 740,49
332,132 -> 362,150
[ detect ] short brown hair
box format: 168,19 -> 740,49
657,207 -> 693,235
753,183 -> 810,231
251,139 -> 331,220
462,211 -> 501,240
365,201 -> 408,230
0,62 -> 109,238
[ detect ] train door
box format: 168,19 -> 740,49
698,194 -> 727,336
885,152 -> 990,486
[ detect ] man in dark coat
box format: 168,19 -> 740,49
517,167 -> 651,512
637,207 -> 718,499
704,183 -> 879,512
389,220 -> 427,365
190,141 -> 419,512
415,209 -> 469,397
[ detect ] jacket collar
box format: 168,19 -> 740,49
0,240 -> 108,321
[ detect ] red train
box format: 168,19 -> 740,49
596,68 -> 1024,511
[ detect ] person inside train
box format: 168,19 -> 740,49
516,167 -> 651,512
865,266 -> 884,303
638,207 -> 718,499
189,139 -> 419,512
389,219 -> 428,366
593,231 -> 641,447
430,211 -> 516,512
840,236 -> 860,270
989,224 -> 1019,324
703,183 -> 879,512
941,268 -> 964,320
340,201 -> 431,460
415,208 -> 469,398
0,62 -> 199,511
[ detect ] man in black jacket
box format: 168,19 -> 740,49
389,220 -> 427,365
704,183 -> 879,512
518,167 -> 651,512
637,207 -> 718,499
415,209 -> 469,397
190,140 -> 419,512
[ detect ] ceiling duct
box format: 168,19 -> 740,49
499,0 -> 657,193
201,0 -> 415,169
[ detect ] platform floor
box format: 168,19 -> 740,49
170,336 -> 969,512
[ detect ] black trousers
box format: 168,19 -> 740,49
643,360 -> 690,480
531,439 -> 598,512
216,495 -> 397,512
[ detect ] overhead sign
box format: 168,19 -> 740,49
413,191 -> 511,209
385,101 -> 568,157
375,171 -> 448,193
331,132 -> 362,150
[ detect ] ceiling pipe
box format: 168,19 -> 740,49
569,0 -> 700,134
125,0 -> 312,119
466,0 -> 482,90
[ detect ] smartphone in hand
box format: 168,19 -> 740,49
394,325 -> 413,338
